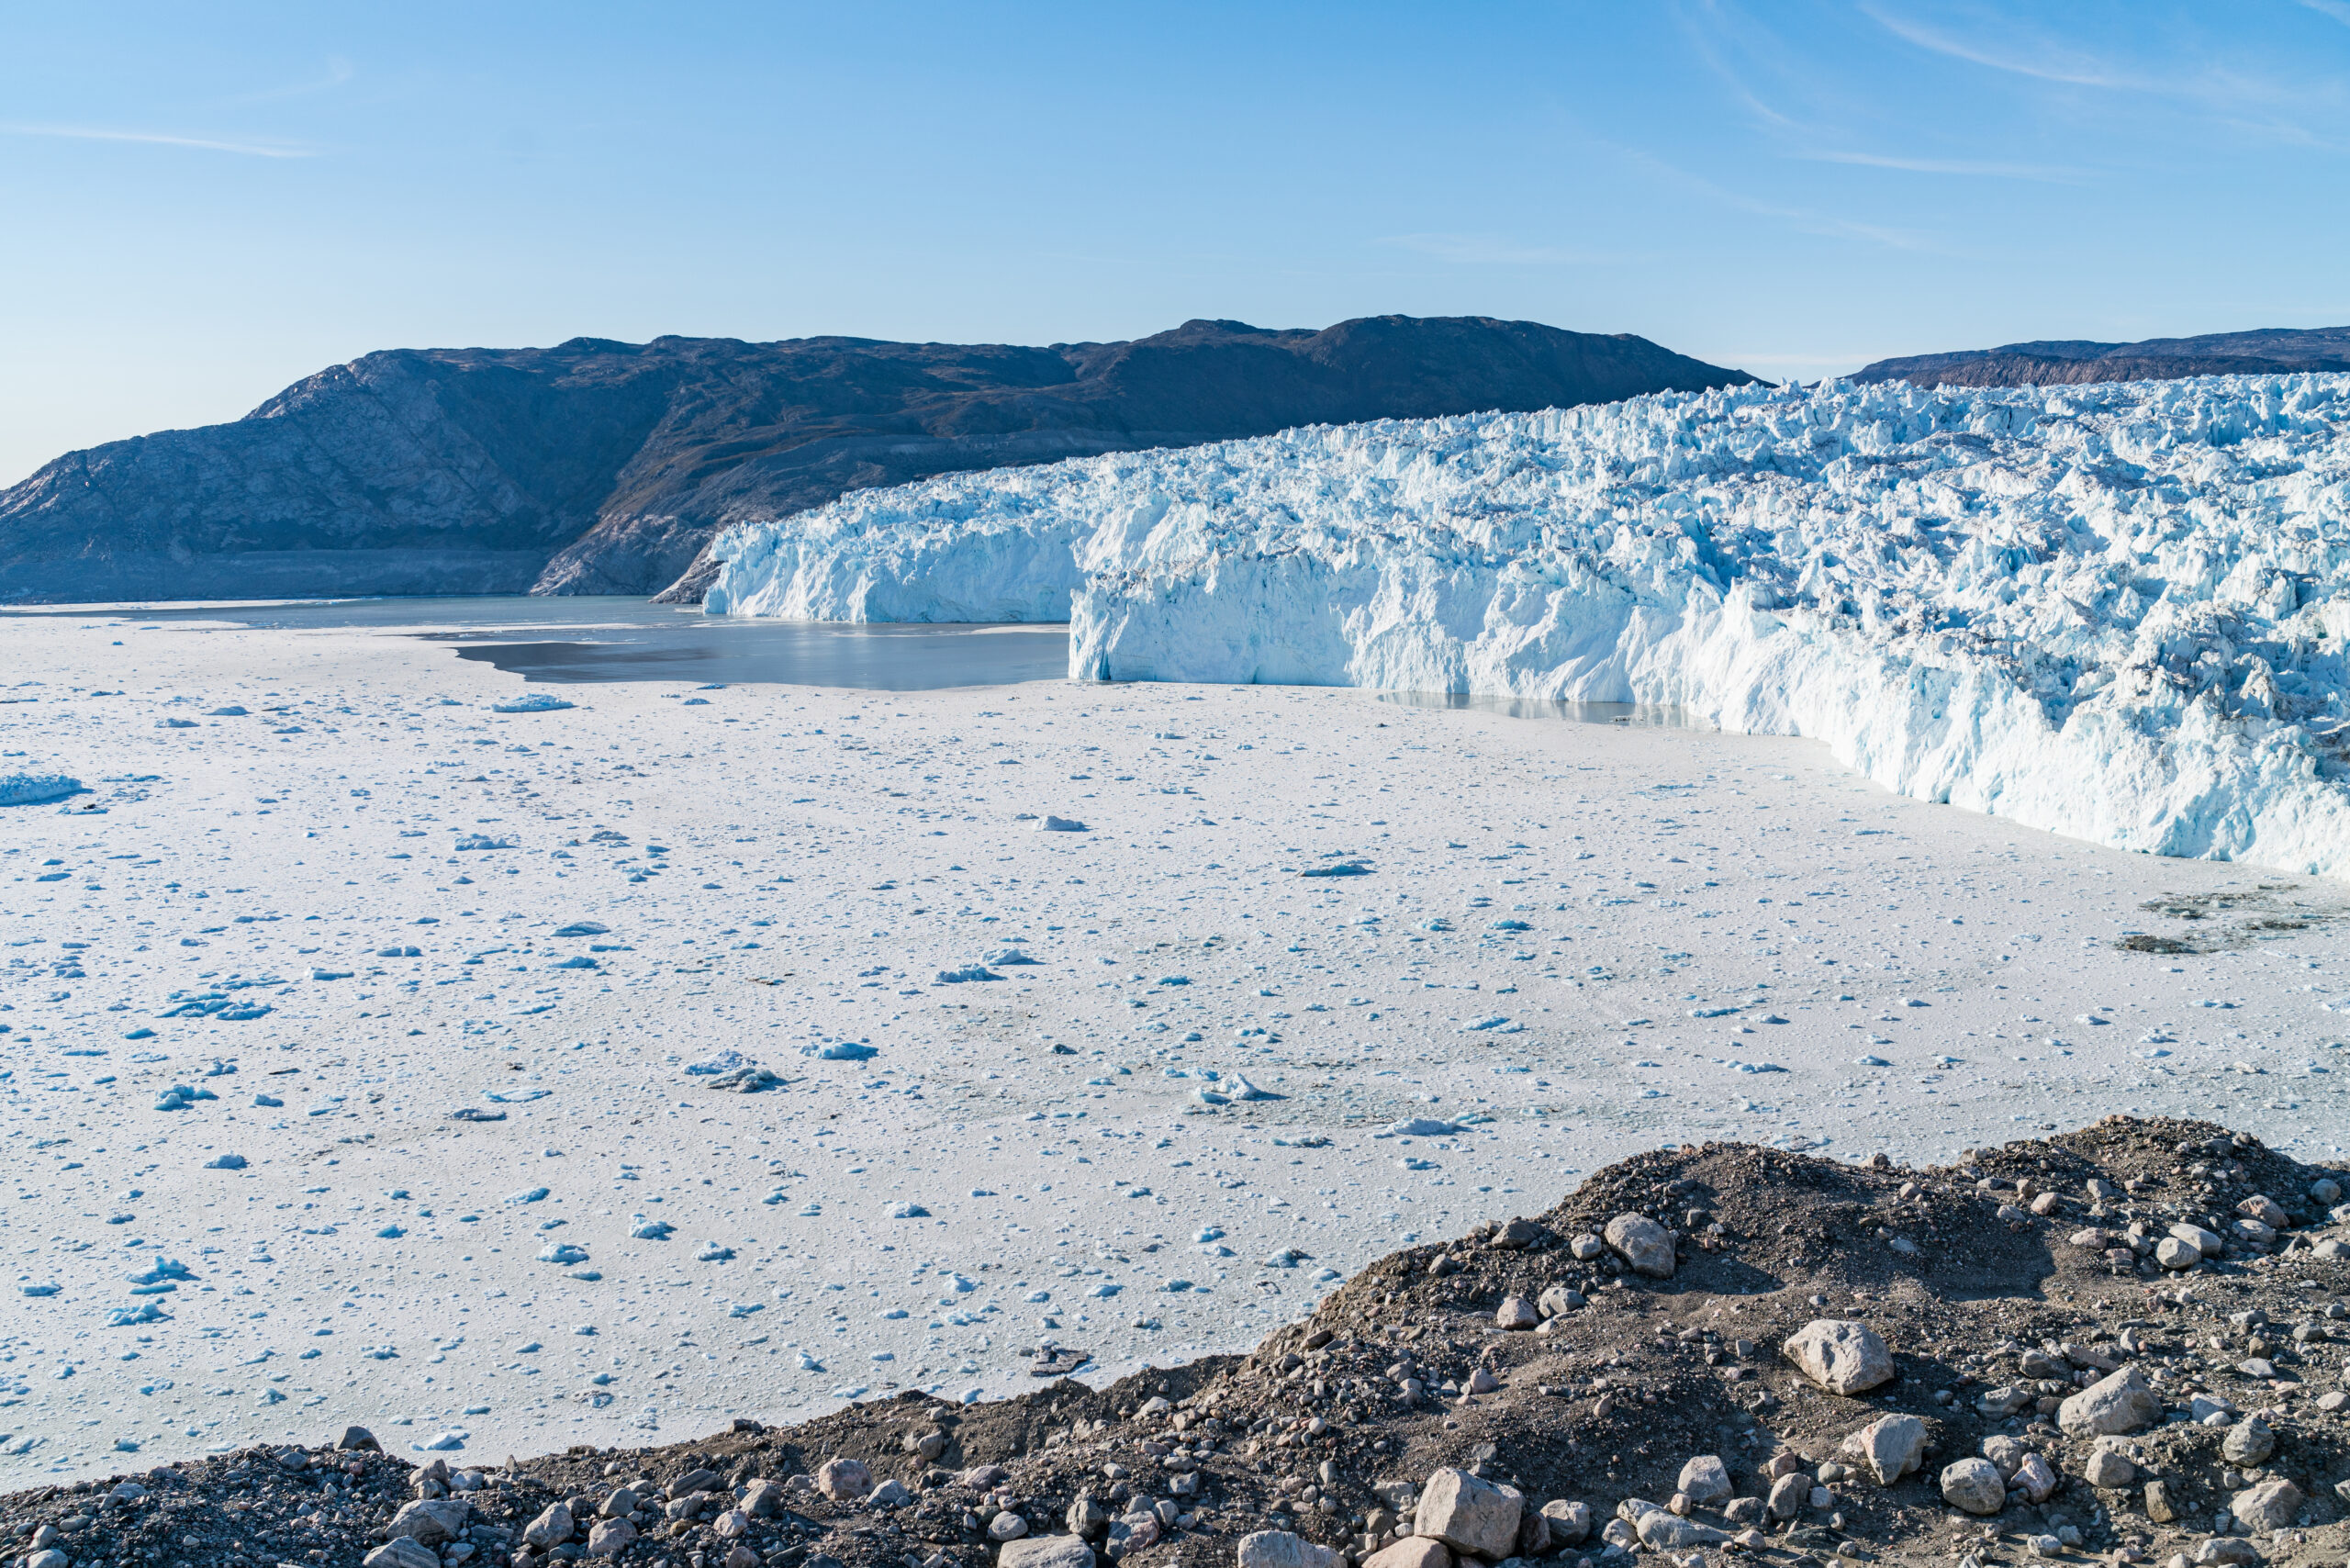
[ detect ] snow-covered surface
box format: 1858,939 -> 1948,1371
707,376 -> 2350,878
1,610 -> 2344,1483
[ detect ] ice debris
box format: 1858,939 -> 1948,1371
489,694 -> 574,713
0,774 -> 81,807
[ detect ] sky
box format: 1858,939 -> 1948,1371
5,0 -> 2350,485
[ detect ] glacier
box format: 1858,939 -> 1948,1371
704,375 -> 2350,878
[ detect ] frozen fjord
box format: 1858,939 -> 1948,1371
709,375 -> 2350,879
0,611 -> 2344,1481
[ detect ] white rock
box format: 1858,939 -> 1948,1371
1603,1213 -> 1675,1278
999,1538 -> 1097,1568
1846,1413 -> 1928,1485
817,1457 -> 872,1500
2058,1368 -> 2162,1437
1676,1456 -> 1731,1506
1413,1467 -> 1524,1559
1940,1459 -> 2006,1516
1539,1500 -> 1592,1545
2014,1452 -> 2057,1504
1237,1530 -> 1341,1568
2082,1449 -> 2137,1488
1783,1319 -> 1895,1394
2229,1478 -> 2300,1532
364,1541 -> 441,1568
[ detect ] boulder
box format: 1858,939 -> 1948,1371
1494,1295 -> 1539,1331
1941,1459 -> 2007,1516
1537,1283 -> 1584,1318
1765,1473 -> 1808,1520
667,1467 -> 722,1500
2230,1478 -> 2301,1532
2081,1449 -> 2136,1488
1414,1468 -> 1525,1559
1676,1456 -> 1732,1506
2236,1194 -> 2288,1229
1000,1538 -> 1099,1568
1603,1214 -> 1676,1278
2194,1540 -> 2260,1567
1636,1511 -> 1729,1551
2221,1417 -> 2274,1466
1363,1539 -> 1451,1568
1783,1320 -> 1896,1394
1106,1513 -> 1159,1557
817,1457 -> 873,1500
381,1498 -> 470,1544
2168,1222 -> 2223,1258
1845,1413 -> 1928,1486
2058,1368 -> 2161,1436
587,1518 -> 638,1558
2154,1237 -> 2199,1270
1237,1530 -> 1343,1568
364,1542 -> 440,1568
2014,1452 -> 2057,1505
1539,1499 -> 1593,1545
522,1502 -> 575,1549
1516,1506 -> 1550,1556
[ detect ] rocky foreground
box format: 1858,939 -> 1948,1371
6,1116 -> 2347,1568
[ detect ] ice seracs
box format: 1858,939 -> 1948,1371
708,374 -> 2350,878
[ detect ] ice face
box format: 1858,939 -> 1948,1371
706,375 -> 2350,877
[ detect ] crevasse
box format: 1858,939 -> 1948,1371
706,375 -> 2350,878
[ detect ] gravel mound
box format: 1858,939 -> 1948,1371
7,1116 -> 2345,1568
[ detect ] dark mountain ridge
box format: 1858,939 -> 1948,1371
0,315 -> 1757,605
1853,324 -> 2350,389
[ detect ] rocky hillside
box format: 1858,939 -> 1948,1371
0,318 -> 1756,605
4,1116 -> 2344,1568
1854,326 -> 2350,389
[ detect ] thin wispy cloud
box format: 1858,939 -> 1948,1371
1610,140 -> 1941,252
1859,4 -> 2136,89
1378,232 -> 1610,266
2298,0 -> 2350,26
1670,0 -> 1798,128
2,123 -> 319,158
1801,149 -> 2085,181
219,56 -> 355,108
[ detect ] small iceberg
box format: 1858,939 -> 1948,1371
0,774 -> 81,807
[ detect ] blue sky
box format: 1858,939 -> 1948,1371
5,0 -> 2349,484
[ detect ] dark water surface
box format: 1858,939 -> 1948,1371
12,598 -> 1691,718
10,596 -> 1070,690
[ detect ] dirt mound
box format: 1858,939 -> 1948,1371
6,1117 -> 2344,1568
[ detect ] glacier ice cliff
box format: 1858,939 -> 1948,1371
705,376 -> 2350,877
